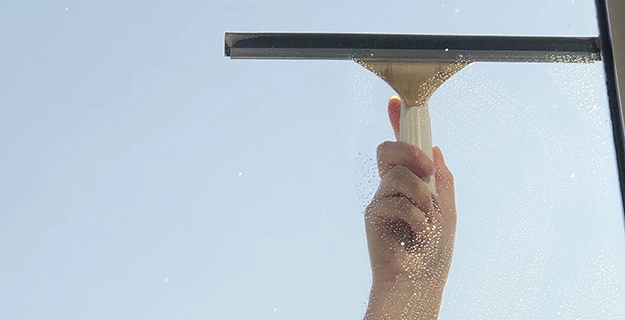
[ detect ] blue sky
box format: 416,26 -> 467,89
1,0 -> 624,319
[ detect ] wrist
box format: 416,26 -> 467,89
365,281 -> 443,320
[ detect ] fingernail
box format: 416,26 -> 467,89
388,96 -> 401,105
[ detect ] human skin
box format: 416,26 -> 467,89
364,97 -> 457,320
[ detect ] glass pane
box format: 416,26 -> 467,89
354,61 -> 625,318
1,0 -> 623,320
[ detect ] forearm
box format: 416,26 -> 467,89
364,281 -> 443,320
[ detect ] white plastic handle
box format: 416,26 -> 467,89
400,99 -> 436,196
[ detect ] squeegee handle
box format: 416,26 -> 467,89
400,99 -> 436,196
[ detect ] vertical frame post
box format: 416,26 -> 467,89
596,0 -> 625,218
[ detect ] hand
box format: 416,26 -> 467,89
364,97 -> 457,320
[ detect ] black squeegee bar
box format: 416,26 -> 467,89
225,33 -> 601,62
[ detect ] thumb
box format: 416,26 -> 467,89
433,146 -> 456,223
387,96 -> 401,141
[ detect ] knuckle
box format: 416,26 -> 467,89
414,152 -> 435,175
364,198 -> 388,221
384,166 -> 411,185
386,164 -> 409,178
397,145 -> 433,177
364,200 -> 378,217
376,140 -> 395,157
366,196 -> 410,217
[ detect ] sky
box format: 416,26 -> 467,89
1,0 -> 624,319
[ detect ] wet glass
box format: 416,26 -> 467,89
1,0 -> 623,319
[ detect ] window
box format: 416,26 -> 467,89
1,0 -> 623,319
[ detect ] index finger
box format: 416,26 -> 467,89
377,141 -> 436,180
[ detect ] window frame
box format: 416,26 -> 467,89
597,0 -> 625,218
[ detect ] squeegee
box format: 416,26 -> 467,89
224,32 -> 601,194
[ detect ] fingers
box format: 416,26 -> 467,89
373,165 -> 434,214
377,141 -> 436,180
433,146 -> 456,224
365,195 -> 428,244
381,95 -> 456,229
388,96 -> 401,140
